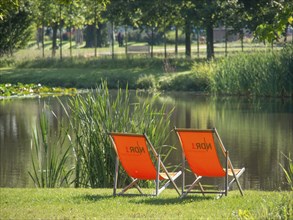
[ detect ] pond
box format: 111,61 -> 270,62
0,92 -> 292,190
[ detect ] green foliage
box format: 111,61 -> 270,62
0,3 -> 33,56
253,1 -> 293,43
0,83 -> 77,98
66,80 -> 174,188
28,107 -> 74,188
212,45 -> 293,97
158,67 -> 212,92
280,152 -> 293,191
136,74 -> 156,90
0,58 -> 15,67
1,46 -> 292,97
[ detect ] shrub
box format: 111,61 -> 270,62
136,74 -> 156,90
158,70 -> 212,92
0,58 -> 15,68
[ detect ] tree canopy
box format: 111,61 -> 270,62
0,0 -> 292,58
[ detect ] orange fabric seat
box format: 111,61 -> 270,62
109,132 -> 182,196
175,127 -> 245,198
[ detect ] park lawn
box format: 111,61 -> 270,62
0,66 -> 164,89
0,188 -> 292,219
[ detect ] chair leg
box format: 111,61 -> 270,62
155,155 -> 160,196
180,176 -> 202,199
228,168 -> 245,196
182,153 -> 186,195
157,171 -> 182,196
118,178 -> 143,195
197,179 -> 205,196
113,157 -> 119,196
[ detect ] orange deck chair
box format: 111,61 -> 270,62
108,132 -> 182,196
174,127 -> 245,198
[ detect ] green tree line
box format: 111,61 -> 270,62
0,0 -> 292,59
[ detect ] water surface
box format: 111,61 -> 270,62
0,93 -> 292,190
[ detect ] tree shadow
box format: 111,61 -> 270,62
74,194 -> 113,202
129,195 -> 214,205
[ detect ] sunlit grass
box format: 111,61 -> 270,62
1,44 -> 292,97
10,39 -> 280,61
0,188 -> 292,219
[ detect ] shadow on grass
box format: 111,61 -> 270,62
74,192 -> 214,205
129,195 -> 214,205
74,194 -> 113,202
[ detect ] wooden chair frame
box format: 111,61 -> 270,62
174,127 -> 245,198
109,132 -> 182,196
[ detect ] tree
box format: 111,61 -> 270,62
254,1 -> 293,44
0,0 -> 34,57
239,0 -> 293,44
178,1 -> 197,58
83,0 -> 109,57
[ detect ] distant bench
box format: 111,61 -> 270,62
127,45 -> 150,54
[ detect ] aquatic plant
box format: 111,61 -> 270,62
66,80 -> 174,188
212,45 -> 293,97
279,152 -> 293,191
28,106 -> 74,188
0,82 -> 77,98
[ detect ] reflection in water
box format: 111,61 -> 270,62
0,93 -> 292,190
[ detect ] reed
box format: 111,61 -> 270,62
28,107 -> 74,188
67,80 -> 174,188
212,44 -> 293,97
280,152 -> 293,191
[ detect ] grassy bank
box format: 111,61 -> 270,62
0,44 -> 292,97
0,58 -> 193,90
0,188 -> 292,219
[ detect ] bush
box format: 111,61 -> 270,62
0,58 -> 16,68
136,74 -> 156,90
159,63 -> 213,92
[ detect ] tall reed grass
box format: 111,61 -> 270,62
212,44 -> 293,97
28,106 -> 74,188
280,152 -> 293,191
66,81 -> 174,188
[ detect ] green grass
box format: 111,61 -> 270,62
0,57 -> 192,89
0,188 -> 292,219
1,44 -> 292,97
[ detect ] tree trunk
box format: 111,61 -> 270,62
206,22 -> 214,60
125,25 -> 128,56
52,22 -> 58,57
94,6 -> 97,57
9,15 -> 13,56
59,4 -> 63,60
240,29 -> 244,52
42,21 -> 45,57
197,28 -> 200,58
84,25 -> 95,48
151,26 -> 154,58
111,22 -> 114,59
69,3 -> 72,57
185,19 -> 191,58
284,23 -> 289,43
164,17 -> 167,58
225,25 -> 228,57
175,26 -> 178,56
